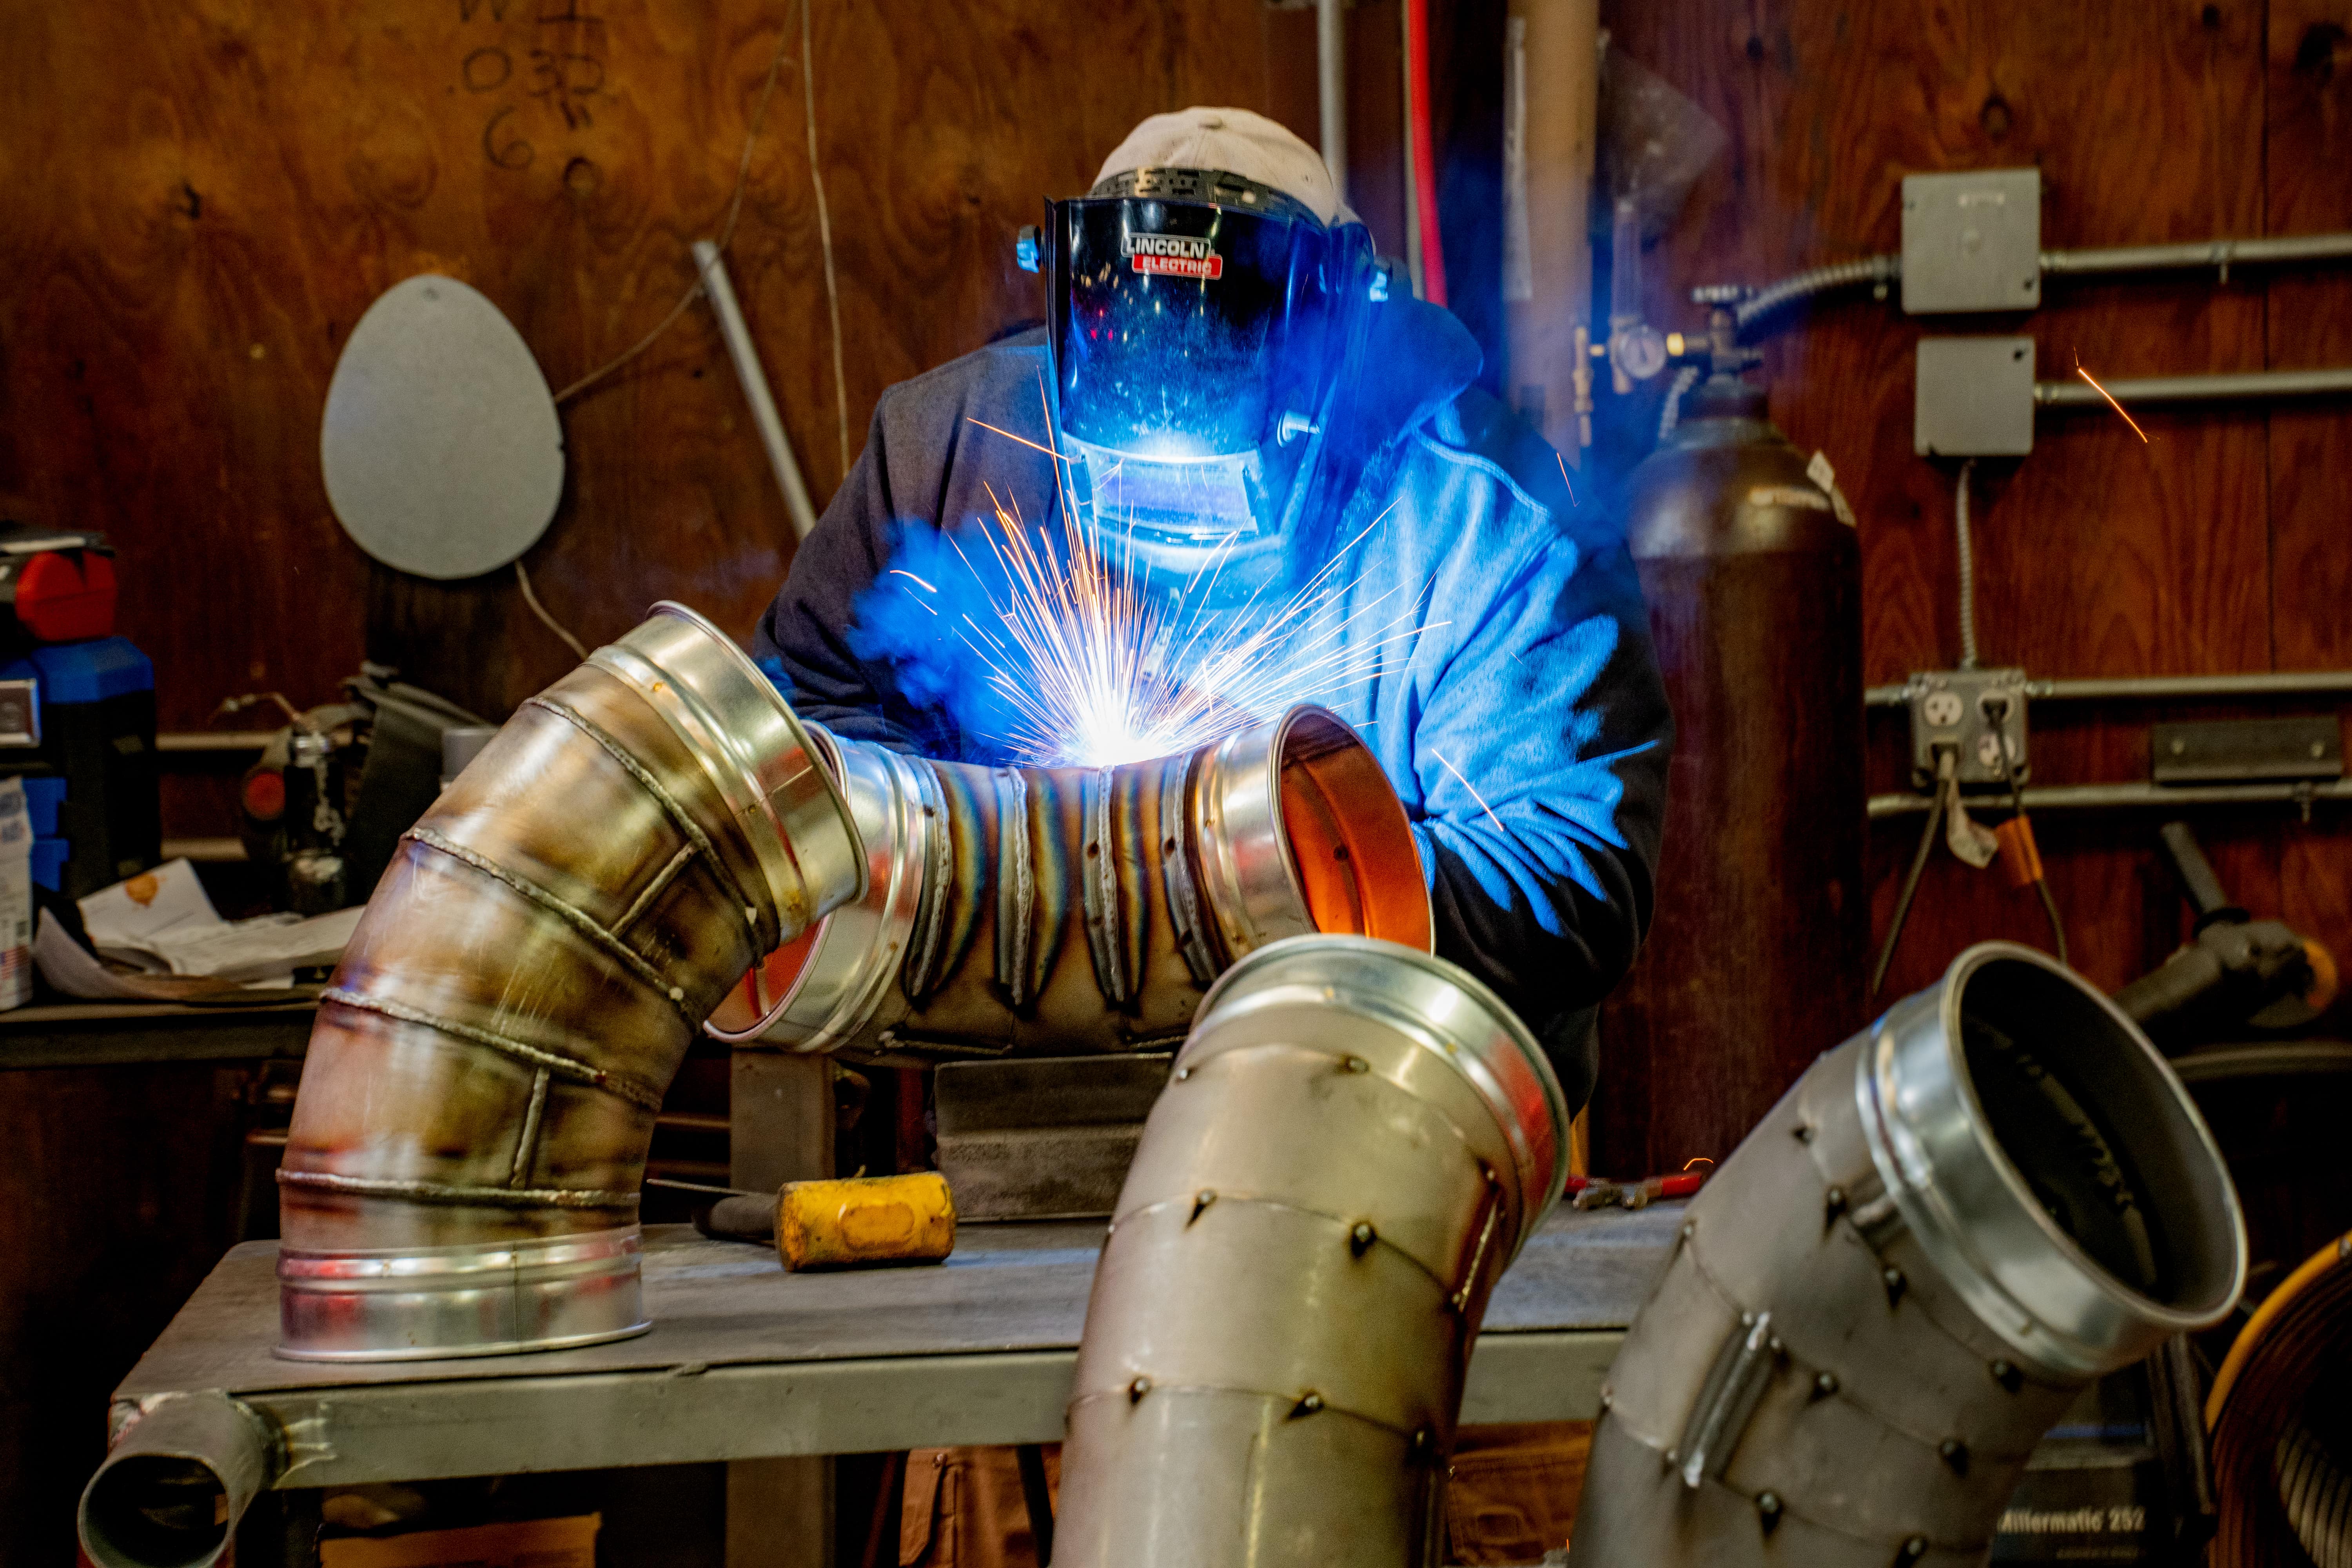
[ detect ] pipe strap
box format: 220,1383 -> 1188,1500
276,1169 -> 641,1210
319,989 -> 667,1110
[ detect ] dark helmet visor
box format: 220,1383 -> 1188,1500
1049,195 -> 1339,460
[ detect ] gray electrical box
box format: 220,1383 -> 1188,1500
1915,337 -> 2038,457
1902,667 -> 2031,789
1901,168 -> 2042,314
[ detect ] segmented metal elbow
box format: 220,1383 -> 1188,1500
275,604 -> 863,1361
708,706 -> 1432,1060
1572,943 -> 2247,1567
1052,935 -> 1570,1567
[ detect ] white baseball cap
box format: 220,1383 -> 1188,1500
1093,107 -> 1356,228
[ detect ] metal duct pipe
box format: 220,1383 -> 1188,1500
1053,935 -> 1570,1566
1572,943 -> 2247,1567
706,706 -> 1431,1060
78,1393 -> 275,1568
275,603 -> 863,1361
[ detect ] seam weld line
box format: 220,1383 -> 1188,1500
526,696 -> 768,944
510,1068 -> 552,1187
613,841 -> 698,937
275,1169 -> 641,1209
1676,1225 -> 2043,1460
1116,1190 -> 1466,1302
1067,1380 -> 1424,1441
321,988 -> 665,1110
1086,766 -> 1127,1003
406,826 -> 698,1026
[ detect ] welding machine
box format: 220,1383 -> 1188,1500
0,523 -> 159,897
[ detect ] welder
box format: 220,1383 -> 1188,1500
758,106 -> 1670,1107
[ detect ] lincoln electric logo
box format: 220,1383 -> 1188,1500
1124,232 -> 1223,280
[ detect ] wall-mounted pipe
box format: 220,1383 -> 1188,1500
2035,365 -> 2352,408
1501,0 -> 1599,452
1052,935 -> 1569,1566
1868,777 -> 2352,819
1867,669 -> 2352,706
1571,943 -> 2246,1566
1315,0 -> 1347,203
275,603 -> 863,1362
706,706 -> 1431,1060
693,240 -> 821,541
78,1393 -> 276,1568
2040,230 -> 2352,278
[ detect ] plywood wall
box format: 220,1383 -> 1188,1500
1601,0 -> 2352,1035
0,0 -> 1320,740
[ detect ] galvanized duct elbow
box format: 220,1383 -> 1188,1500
1052,935 -> 1570,1566
1573,942 -> 2247,1567
706,706 -> 1431,1060
274,604 -> 863,1361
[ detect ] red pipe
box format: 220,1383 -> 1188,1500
1405,0 -> 1448,307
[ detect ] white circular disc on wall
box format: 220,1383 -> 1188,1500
321,274 -> 565,581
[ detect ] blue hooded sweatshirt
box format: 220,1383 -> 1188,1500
753,298 -> 1671,1107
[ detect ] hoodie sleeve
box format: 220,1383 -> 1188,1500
1408,524 -> 1673,1089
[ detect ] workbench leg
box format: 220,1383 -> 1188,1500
727,1457 -> 836,1568
728,1052 -> 837,1566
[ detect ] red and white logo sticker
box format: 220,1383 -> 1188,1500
1123,232 -> 1223,280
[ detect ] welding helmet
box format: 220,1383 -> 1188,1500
1033,148 -> 1380,574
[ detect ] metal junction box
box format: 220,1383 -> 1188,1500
1902,167 -> 2043,313
1916,337 -> 2038,457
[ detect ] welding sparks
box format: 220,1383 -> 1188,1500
1429,746 -> 1511,843
917,408 -> 1439,769
2075,360 -> 2150,444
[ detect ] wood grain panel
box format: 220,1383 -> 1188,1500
1601,0 -> 2349,1021
0,0 -> 1318,735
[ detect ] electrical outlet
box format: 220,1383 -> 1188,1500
1903,668 -> 2030,789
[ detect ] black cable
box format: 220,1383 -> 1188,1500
1997,746 -> 2069,967
1872,760 -> 1948,997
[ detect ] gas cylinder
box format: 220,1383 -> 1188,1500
1591,372 -> 1866,1175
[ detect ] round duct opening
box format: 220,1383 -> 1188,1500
1272,707 -> 1430,951
1862,942 -> 2247,1377
1956,953 -> 2241,1320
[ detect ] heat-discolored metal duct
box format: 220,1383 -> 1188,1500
1573,942 -> 2247,1568
705,706 -> 1430,1060
1052,934 -> 1570,1566
274,603 -> 864,1363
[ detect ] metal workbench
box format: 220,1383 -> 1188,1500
113,1201 -> 1681,1488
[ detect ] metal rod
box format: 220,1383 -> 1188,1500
1316,0 -> 1347,204
1866,670 -> 2352,707
2035,367 -> 2352,408
1868,778 -> 2352,820
692,240 -> 821,541
1398,0 -> 1423,299
2040,231 -> 2352,277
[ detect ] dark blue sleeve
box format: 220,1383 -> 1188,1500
752,400 -> 941,756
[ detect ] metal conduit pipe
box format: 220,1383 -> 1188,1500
1867,669 -> 2352,705
1053,935 -> 1570,1566
706,706 -> 1432,1060
1571,944 -> 2247,1567
2036,366 -> 2352,407
1869,777 -> 2352,819
2041,230 -> 2352,276
79,1393 -> 276,1568
273,604 -> 864,1363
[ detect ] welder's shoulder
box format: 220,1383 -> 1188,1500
1416,384 -> 1621,558
869,330 -> 1052,452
